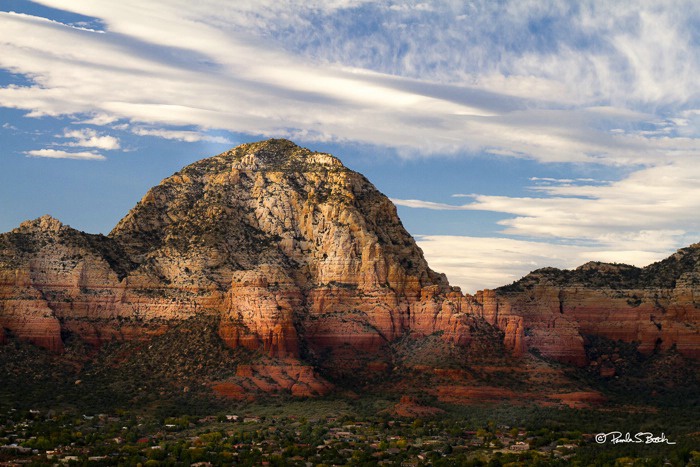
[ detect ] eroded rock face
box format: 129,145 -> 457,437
0,215 -> 196,351
0,140 -> 481,383
476,288 -> 586,366
107,139 -> 477,376
3,139 -> 699,388
219,266 -> 301,358
480,254 -> 700,365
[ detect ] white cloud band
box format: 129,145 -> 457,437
25,149 -> 106,160
0,3 -> 698,162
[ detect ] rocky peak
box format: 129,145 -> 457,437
110,138 -> 446,291
3,139 -> 700,390
230,139 -> 344,171
577,261 -> 619,272
641,243 -> 700,288
178,139 -> 344,177
16,215 -> 64,234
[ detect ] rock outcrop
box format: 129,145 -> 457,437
0,215 -> 192,353
481,251 -> 700,365
2,139 -> 699,390
0,139 -> 481,385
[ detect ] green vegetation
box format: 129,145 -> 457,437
573,335 -> 700,408
1,316 -> 699,465
1,331 -> 699,465
0,396 -> 698,466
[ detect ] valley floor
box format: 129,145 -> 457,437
1,322 -> 699,466
0,397 -> 698,466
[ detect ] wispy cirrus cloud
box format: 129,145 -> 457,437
393,198 -> 472,211
131,127 -> 232,144
25,149 -> 106,160
0,2 -> 698,162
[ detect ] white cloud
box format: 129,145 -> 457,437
76,114 -> 119,125
62,128 -> 121,150
469,161 -> 700,244
131,127 -> 232,144
2,1 -> 700,281
392,198 -> 472,211
25,149 -> 106,160
398,156 -> 700,271
528,177 -> 600,184
0,3 -> 697,163
417,235 -> 674,293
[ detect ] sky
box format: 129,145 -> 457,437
2,0 -> 700,293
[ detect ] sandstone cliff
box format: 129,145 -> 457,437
481,249 -> 700,366
0,215 -> 145,353
2,139 -> 699,391
0,139 -> 481,386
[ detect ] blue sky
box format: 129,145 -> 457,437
2,0 -> 700,292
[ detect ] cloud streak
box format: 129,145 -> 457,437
130,127 -> 232,144
397,155 -> 700,273
25,149 -> 106,160
0,2 -> 698,162
416,235 -> 674,292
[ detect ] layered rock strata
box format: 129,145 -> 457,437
0,139 -> 481,381
481,254 -> 700,365
2,139 -> 699,381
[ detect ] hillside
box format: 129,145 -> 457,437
1,139 -> 698,409
488,245 -> 700,366
0,139 -> 486,392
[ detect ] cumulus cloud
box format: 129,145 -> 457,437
25,149 -> 106,160
62,128 -> 120,150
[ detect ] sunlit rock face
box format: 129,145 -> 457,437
2,139 -> 698,389
0,139 -> 480,380
482,254 -> 700,365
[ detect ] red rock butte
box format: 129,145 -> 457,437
1,139 -> 699,391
